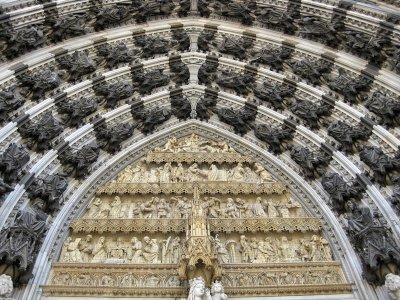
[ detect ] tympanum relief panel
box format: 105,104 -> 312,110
43,134 -> 351,298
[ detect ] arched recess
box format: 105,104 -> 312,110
0,3 -> 399,299
23,120 -> 374,300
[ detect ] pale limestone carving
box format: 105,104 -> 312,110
188,277 -> 212,300
0,274 -> 13,298
128,237 -> 144,263
62,237 -> 82,262
211,281 -> 228,300
78,234 -> 93,263
142,236 -> 160,263
91,236 -> 107,263
386,273 -> 400,300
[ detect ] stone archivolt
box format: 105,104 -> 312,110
43,135 -> 350,298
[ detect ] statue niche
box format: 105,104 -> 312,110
44,134 -> 351,299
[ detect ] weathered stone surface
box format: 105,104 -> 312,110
389,177 -> 400,214
172,29 -> 190,51
95,122 -> 134,153
57,96 -> 98,128
0,143 -> 30,184
171,95 -> 192,120
46,13 -> 89,42
215,35 -> 253,60
198,61 -> 218,85
327,120 -> 371,153
0,179 -> 13,203
291,99 -> 331,129
94,80 -> 134,108
19,112 -> 64,152
97,43 -> 140,68
1,25 -> 44,59
198,30 -> 216,52
212,0 -> 256,25
27,174 -> 68,214
59,143 -> 100,179
170,61 -> 190,85
255,6 -> 295,34
287,58 -> 331,85
93,5 -> 131,31
295,16 -> 341,47
134,35 -> 171,58
195,94 -> 218,121
57,50 -> 97,82
254,124 -> 294,154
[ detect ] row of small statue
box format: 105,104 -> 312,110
84,196 -> 302,219
214,234 -> 333,264
62,235 -> 182,264
154,134 -> 236,154
61,233 -> 332,265
115,161 -> 275,184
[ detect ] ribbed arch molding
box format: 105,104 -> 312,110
0,11 -> 399,300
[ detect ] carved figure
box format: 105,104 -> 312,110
359,145 -> 400,184
217,105 -> 256,136
132,69 -> 170,94
215,35 -> 253,60
250,46 -> 291,71
132,0 -> 175,23
57,50 -> 96,81
290,146 -> 330,179
0,143 -> 30,183
365,91 -> 400,127
291,99 -> 331,129
142,236 -> 160,263
132,105 -> 171,134
0,86 -> 25,123
327,121 -> 371,153
94,5 -> 131,31
211,280 -> 228,300
0,200 -> 47,284
170,61 -> 190,85
91,237 -> 107,263
57,96 -> 98,127
48,13 -> 89,42
252,81 -> 294,110
19,112 -> 64,152
0,274 -> 13,298
325,69 -> 372,103
95,122 -> 134,153
0,178 -> 13,201
287,59 -> 331,85
195,94 -> 218,121
97,43 -> 141,68
295,16 -> 339,47
188,277 -> 212,300
198,61 -> 218,85
254,163 -> 274,182
128,237 -> 144,263
2,25 -> 44,59
78,235 -> 93,263
321,172 -> 363,214
216,70 -> 254,95
255,6 -> 295,34
134,36 -> 171,58
212,0 -> 255,25
17,67 -> 63,101
385,273 -> 400,300
58,143 -> 100,179
254,124 -> 293,154
389,177 -> 400,213
240,235 -> 252,263
172,29 -> 190,51
27,173 -> 68,214
198,30 -> 216,52
94,80 -> 134,108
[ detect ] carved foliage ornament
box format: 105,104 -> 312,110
0,143 -> 30,184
